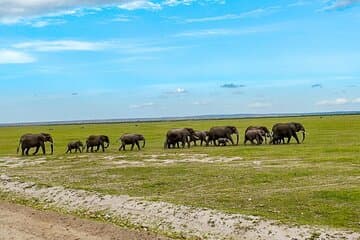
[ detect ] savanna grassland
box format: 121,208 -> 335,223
0,115 -> 359,231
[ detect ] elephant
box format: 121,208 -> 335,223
86,135 -> 110,152
207,126 -> 239,146
17,133 -> 54,156
217,138 -> 230,146
119,133 -> 145,151
270,122 -> 306,144
164,128 -> 197,149
245,126 -> 270,143
191,130 -> 209,146
244,129 -> 265,145
66,141 -> 84,153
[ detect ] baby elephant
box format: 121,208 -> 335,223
66,141 -> 84,153
217,138 -> 230,146
244,129 -> 265,145
119,133 -> 145,151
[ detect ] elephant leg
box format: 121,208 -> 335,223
33,146 -> 40,155
25,148 -> 30,156
131,143 -> 135,151
22,147 -> 26,156
136,141 -> 140,150
256,135 -> 261,145
75,148 -> 78,153
101,144 -> 105,152
79,148 -> 82,153
293,133 -> 300,144
40,143 -> 46,155
287,136 -> 291,144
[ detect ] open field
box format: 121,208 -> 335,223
0,115 -> 359,237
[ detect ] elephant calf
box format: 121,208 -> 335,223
244,129 -> 265,145
119,134 -> 145,151
66,141 -> 84,153
217,138 -> 230,146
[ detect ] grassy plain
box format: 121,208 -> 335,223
0,115 -> 359,231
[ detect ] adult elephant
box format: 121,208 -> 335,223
164,128 -> 197,149
17,133 -> 54,156
271,122 -> 306,144
86,135 -> 110,152
192,130 -> 209,146
207,126 -> 239,146
119,133 -> 145,151
245,126 -> 270,143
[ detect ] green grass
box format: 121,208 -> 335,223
0,115 -> 359,231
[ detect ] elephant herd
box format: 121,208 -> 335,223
16,122 -> 306,156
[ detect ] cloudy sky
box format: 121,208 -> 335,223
0,0 -> 359,123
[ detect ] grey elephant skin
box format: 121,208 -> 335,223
192,130 -> 209,146
271,122 -> 306,144
245,126 -> 270,143
207,126 -> 239,146
66,141 -> 84,153
217,138 -> 230,146
17,133 -> 54,156
86,135 -> 110,152
164,128 -> 197,149
119,133 -> 145,151
244,129 -> 265,145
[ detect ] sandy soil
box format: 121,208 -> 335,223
0,201 -> 167,240
1,175 -> 359,240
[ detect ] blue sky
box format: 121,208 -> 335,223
0,0 -> 359,123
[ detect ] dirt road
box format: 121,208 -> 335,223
0,201 -> 167,240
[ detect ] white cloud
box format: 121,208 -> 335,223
193,100 -> 210,105
0,0 -> 160,24
248,102 -> 272,108
118,0 -> 161,10
163,0 -> 224,7
129,102 -> 155,109
13,40 -> 107,52
0,50 -> 36,64
316,98 -> 349,105
352,98 -> 360,103
320,0 -> 359,11
164,87 -> 188,95
175,87 -> 186,93
185,6 -> 280,23
174,25 -> 278,38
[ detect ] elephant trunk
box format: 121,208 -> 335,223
302,131 -> 306,143
104,141 -> 109,148
142,139 -> 146,148
17,140 -> 22,154
235,130 -> 239,145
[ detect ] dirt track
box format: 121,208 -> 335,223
0,201 -> 167,240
